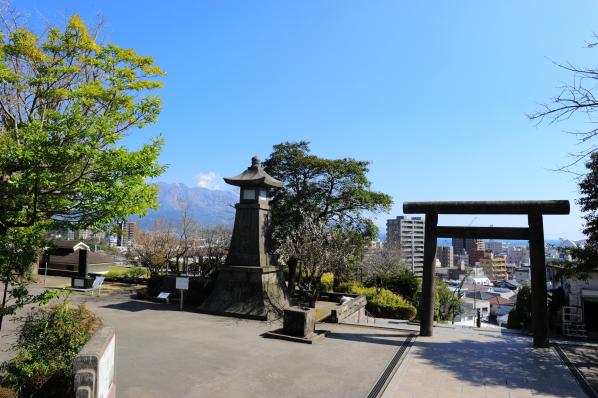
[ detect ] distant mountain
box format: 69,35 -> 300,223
131,182 -> 237,229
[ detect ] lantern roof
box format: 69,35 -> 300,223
223,156 -> 283,188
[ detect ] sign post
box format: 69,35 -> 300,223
175,277 -> 189,311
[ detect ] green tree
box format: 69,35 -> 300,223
562,152 -> 598,278
263,141 -> 392,292
0,12 -> 165,328
507,284 -> 532,330
435,279 -> 463,323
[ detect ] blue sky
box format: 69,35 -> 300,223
14,1 -> 598,239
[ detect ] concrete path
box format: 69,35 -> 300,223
382,326 -> 587,398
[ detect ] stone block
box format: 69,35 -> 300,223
283,306 -> 316,338
73,325 -> 116,398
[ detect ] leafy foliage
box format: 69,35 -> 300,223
364,267 -> 419,303
0,11 -> 165,325
0,301 -> 101,397
0,226 -> 62,330
320,272 -> 334,292
264,141 -> 392,294
338,282 -> 417,320
557,152 -> 598,278
264,141 -> 392,242
435,279 -> 464,323
0,13 -> 166,232
507,285 -> 532,330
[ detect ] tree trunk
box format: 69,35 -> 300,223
0,274 -> 9,331
308,289 -> 319,308
0,225 -> 7,331
287,257 -> 297,295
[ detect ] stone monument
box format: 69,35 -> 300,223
199,156 -> 289,320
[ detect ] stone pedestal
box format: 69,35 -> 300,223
199,265 -> 288,321
283,307 -> 316,338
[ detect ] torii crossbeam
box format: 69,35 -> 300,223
402,200 -> 570,348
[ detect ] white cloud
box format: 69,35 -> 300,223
194,171 -> 229,191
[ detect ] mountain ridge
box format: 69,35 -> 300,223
131,181 -> 237,228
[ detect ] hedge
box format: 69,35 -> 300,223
338,282 -> 417,320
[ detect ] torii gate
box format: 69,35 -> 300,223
402,200 -> 570,348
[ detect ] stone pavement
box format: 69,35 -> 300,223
1,278 -> 415,398
382,326 -> 587,398
555,343 -> 598,397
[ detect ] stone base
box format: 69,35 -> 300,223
262,329 -> 330,344
284,306 -> 316,338
199,265 -> 289,321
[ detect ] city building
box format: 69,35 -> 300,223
513,267 -> 531,284
116,221 -> 138,247
126,221 -> 138,246
454,252 -> 469,270
452,238 -> 485,255
468,250 -> 486,266
480,252 -> 508,281
506,246 -> 530,267
485,240 -> 503,253
386,216 -> 425,276
435,245 -> 454,268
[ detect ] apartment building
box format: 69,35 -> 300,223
480,252 -> 508,281
386,216 -> 425,276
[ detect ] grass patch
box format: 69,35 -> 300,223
316,309 -> 329,321
107,265 -> 130,274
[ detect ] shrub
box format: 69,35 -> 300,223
368,288 -> 417,320
124,267 -> 149,279
339,282 -> 417,320
103,267 -> 149,284
336,281 -> 356,294
320,272 -> 334,292
0,302 -> 101,398
364,268 -> 419,302
103,271 -> 122,280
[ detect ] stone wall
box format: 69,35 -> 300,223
330,295 -> 367,323
73,325 -> 116,398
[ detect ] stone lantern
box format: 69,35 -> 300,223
200,156 -> 289,320
223,155 -> 282,267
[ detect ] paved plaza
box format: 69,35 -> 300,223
382,326 -> 588,398
1,278 -> 413,398
0,278 -> 593,397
